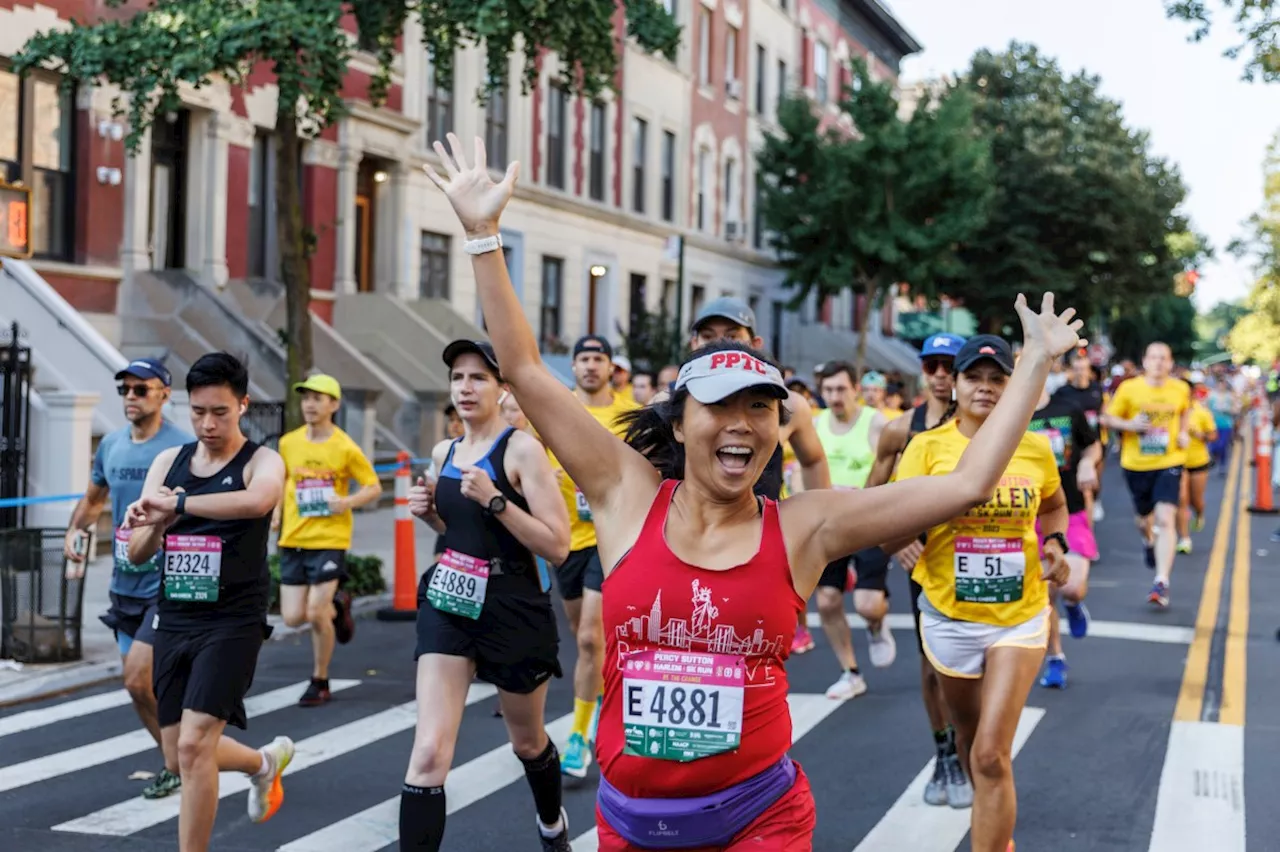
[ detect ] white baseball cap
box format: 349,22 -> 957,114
675,351 -> 789,404
613,355 -> 632,373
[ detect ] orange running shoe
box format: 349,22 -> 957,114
248,736 -> 295,823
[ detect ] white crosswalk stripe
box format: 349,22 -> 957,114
0,680 -> 360,793
0,689 -> 134,739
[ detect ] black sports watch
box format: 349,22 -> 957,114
1042,531 -> 1070,555
485,494 -> 508,516
175,493 -> 187,516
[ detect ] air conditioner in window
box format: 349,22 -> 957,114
725,221 -> 743,241
726,79 -> 742,99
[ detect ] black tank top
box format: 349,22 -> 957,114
158,440 -> 272,630
753,444 -> 786,501
909,404 -> 931,440
435,428 -> 539,592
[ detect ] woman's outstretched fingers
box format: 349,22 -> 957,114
432,140 -> 459,177
1059,307 -> 1077,324
446,132 -> 467,169
503,160 -> 520,189
473,136 -> 487,173
423,162 -> 445,189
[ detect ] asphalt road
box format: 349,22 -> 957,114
0,450 -> 1271,851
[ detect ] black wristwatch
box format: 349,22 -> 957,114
485,495 -> 508,516
1042,531 -> 1070,555
175,493 -> 187,516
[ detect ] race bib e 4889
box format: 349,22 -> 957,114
426,549 -> 490,620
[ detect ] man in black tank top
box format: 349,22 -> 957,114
863,333 -> 974,809
124,353 -> 296,843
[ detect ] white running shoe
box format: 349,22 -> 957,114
867,625 -> 897,668
1093,502 -> 1105,523
248,736 -> 294,824
825,671 -> 868,700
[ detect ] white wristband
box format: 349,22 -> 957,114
464,233 -> 503,255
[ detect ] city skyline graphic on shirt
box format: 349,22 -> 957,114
615,579 -> 787,661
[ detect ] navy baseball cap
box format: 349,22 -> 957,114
921,334 -> 965,359
115,357 -> 172,387
442,339 -> 501,376
692,297 -> 757,333
954,335 -> 1016,375
572,335 -> 614,359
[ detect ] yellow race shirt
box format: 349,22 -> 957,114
278,427 -> 380,551
1105,378 -> 1191,471
780,441 -> 800,499
1185,402 -> 1216,470
880,407 -> 905,421
549,393 -> 639,552
897,420 -> 1061,627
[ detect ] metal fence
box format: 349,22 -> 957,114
0,322 -> 32,530
241,401 -> 286,450
0,528 -> 84,664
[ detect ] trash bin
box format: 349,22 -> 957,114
0,528 -> 85,664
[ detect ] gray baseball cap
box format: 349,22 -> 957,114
691,296 -> 756,333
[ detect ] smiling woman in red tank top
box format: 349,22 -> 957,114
424,134 -> 1086,851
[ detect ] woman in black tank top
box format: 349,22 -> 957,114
402,340 -> 573,851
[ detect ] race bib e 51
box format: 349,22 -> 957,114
622,649 -> 745,762
953,536 -> 1025,604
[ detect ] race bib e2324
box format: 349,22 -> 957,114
622,649 -> 745,762
163,535 -> 222,602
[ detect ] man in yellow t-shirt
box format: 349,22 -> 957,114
275,375 -> 383,707
550,335 -> 639,778
1101,342 -> 1191,609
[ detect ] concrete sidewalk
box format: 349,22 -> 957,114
0,506 -> 437,706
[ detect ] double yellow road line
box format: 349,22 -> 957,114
1173,445 -> 1252,725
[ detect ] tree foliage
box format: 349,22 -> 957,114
1110,294 -> 1200,363
951,43 -> 1194,336
1226,130 -> 1280,362
755,58 -> 992,368
617,307 -> 687,372
1166,0 -> 1280,82
13,0 -> 678,428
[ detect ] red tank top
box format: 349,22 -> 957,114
597,480 -> 805,798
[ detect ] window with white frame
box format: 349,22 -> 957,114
425,54 -> 454,142
589,101 -> 606,202
632,116 -> 648,214
698,8 -> 712,86
725,26 -> 739,97
696,148 -> 709,231
755,45 -> 767,114
814,41 -> 830,105
540,256 -> 563,348
661,130 -> 676,222
547,85 -> 568,189
723,157 -> 737,236
419,231 -> 451,299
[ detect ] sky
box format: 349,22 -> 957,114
888,0 -> 1280,311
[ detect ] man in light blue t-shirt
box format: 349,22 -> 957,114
64,357 -> 188,800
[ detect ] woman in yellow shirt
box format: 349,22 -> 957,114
1177,373 -> 1218,553
891,335 -> 1071,852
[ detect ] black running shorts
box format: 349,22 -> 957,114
554,547 -> 600,601
152,624 -> 269,729
414,567 -> 562,694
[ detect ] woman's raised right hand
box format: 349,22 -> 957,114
1014,292 -> 1086,360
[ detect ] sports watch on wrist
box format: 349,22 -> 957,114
175,493 -> 187,516
464,233 -> 503,255
485,494 -> 508,516
1042,531 -> 1069,555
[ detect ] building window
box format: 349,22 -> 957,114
629,273 -> 647,335
632,117 -> 648,214
661,131 -> 676,222
777,59 -> 788,113
725,26 -> 739,97
698,8 -> 712,87
814,41 -> 830,105
723,157 -> 736,236
0,70 -> 75,261
419,231 -> 451,299
485,75 -> 508,168
752,180 -> 763,250
547,86 -> 567,189
691,284 -> 706,320
771,300 -> 784,358
247,133 -> 272,278
662,278 -> 677,316
540,256 -> 563,348
755,45 -> 767,114
696,149 -> 708,231
662,0 -> 676,14
589,101 -> 606,202
425,54 -> 454,142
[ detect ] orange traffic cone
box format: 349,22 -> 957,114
1249,397 -> 1279,515
377,451 -> 420,621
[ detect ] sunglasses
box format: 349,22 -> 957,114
117,384 -> 155,398
921,358 -> 954,376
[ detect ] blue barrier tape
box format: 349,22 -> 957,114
0,458 -> 434,508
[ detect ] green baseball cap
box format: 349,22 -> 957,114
293,374 -> 342,400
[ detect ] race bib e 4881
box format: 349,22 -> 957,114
622,650 -> 745,762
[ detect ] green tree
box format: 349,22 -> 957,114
1227,130 -> 1280,362
952,44 -> 1193,335
755,58 -> 992,370
1166,1 -> 1280,82
617,308 -> 687,373
14,0 -> 678,427
1110,293 -> 1200,363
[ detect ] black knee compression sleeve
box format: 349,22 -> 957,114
518,738 -> 563,826
400,784 -> 446,851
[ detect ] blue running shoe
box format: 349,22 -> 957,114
1148,580 -> 1169,608
560,732 -> 592,779
1064,602 -> 1090,639
1039,656 -> 1068,689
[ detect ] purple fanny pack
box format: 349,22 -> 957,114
597,755 -> 796,849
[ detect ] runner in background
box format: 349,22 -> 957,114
656,364 -> 679,389
405,339 -> 572,851
882,381 -> 907,420
860,371 -> 887,411
63,357 -> 189,800
444,404 -> 465,440
1102,342 -> 1191,608
424,133 -> 1083,852
274,375 -> 382,707
865,332 -> 973,809
124,352 -> 294,848
1206,375 -> 1239,472
1055,351 -> 1107,526
1028,382 -> 1100,689
629,367 -> 657,406
1176,372 -> 1218,554
501,389 -> 534,434
611,355 -> 634,403
549,335 -> 639,779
